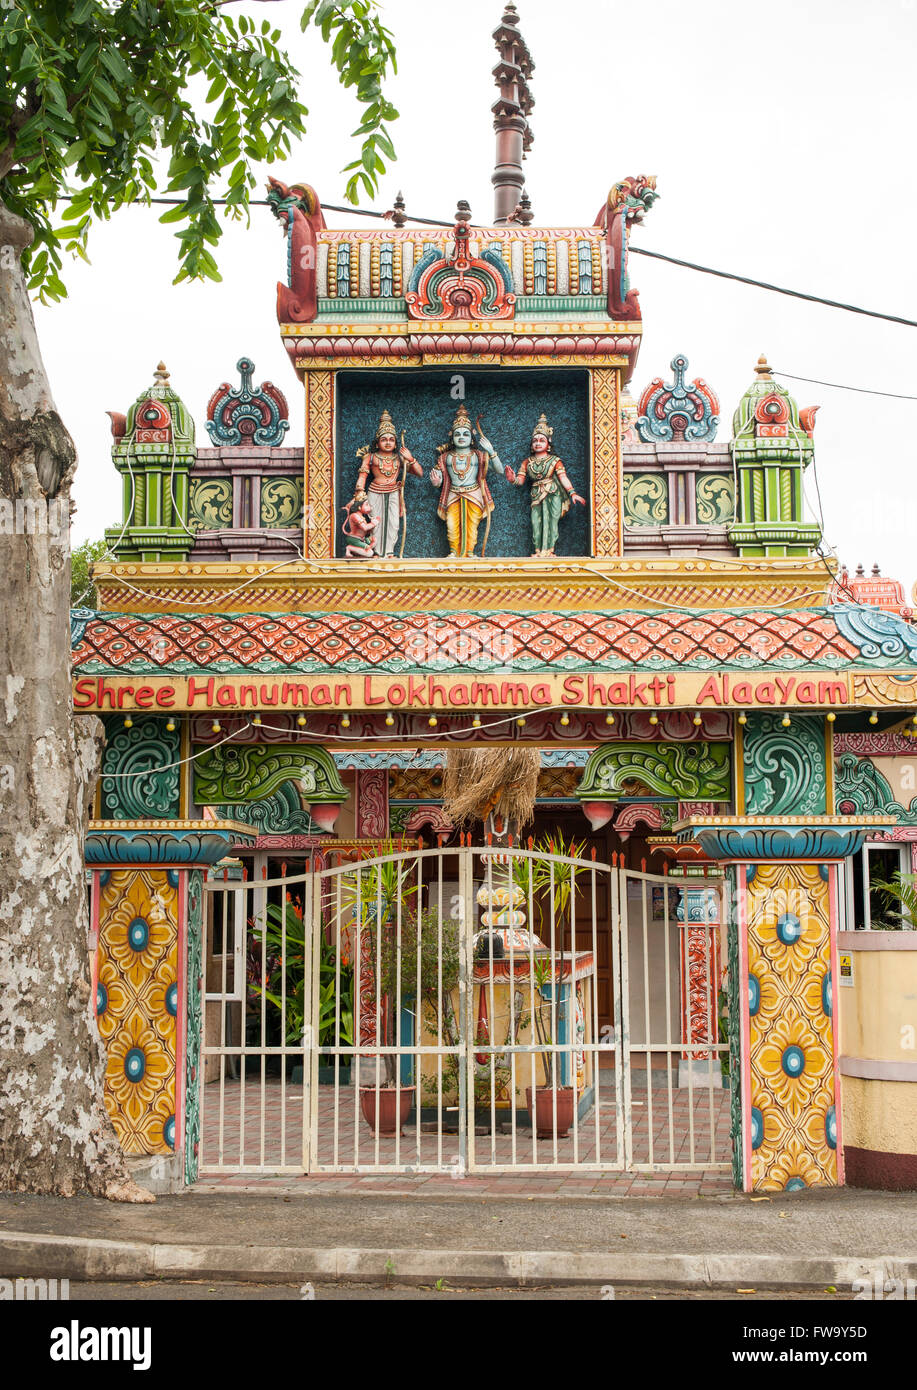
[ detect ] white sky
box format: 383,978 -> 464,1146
41,0 -> 917,597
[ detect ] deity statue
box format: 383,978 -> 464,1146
430,404 -> 506,558
505,413 -> 585,557
341,498 -> 379,558
352,408 -> 421,557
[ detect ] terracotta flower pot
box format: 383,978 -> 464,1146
525,1085 -> 576,1139
359,1085 -> 415,1135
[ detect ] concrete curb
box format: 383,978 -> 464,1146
2,1230 -> 917,1288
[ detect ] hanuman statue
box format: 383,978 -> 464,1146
352,408 -> 421,557
506,412 -> 585,557
430,404 -> 506,558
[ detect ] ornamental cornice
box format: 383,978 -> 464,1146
89,555 -> 835,617
674,814 -> 898,862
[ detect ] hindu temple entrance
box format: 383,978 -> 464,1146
198,844 -> 731,1177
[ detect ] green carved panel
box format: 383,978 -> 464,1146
577,742 -> 732,802
184,868 -> 203,1186
190,477 -> 233,529
696,473 -> 735,524
261,477 -> 304,528
193,744 -> 347,806
742,713 -> 827,817
389,806 -> 410,835
623,472 -> 668,526
100,715 -> 181,819
215,784 -> 323,834
834,753 -> 917,823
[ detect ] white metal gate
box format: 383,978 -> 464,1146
198,845 -> 730,1176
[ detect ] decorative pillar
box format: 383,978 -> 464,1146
86,819 -> 255,1188
677,816 -> 895,1192
676,876 -> 722,1088
355,769 -> 390,839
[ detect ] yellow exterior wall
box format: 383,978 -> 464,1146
841,1075 -> 917,1156
837,940 -> 917,1160
838,947 -> 917,1061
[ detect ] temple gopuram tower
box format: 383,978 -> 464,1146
74,6 -> 917,1195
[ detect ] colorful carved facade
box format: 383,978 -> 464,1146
73,6 -> 917,1194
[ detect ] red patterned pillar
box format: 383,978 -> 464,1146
355,769 -> 389,839
677,879 -> 722,1086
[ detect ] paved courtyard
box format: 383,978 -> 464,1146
198,1073 -> 733,1197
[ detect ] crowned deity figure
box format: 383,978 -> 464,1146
505,413 -> 585,557
352,408 -> 422,557
430,404 -> 506,558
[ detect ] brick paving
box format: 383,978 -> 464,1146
198,1073 -> 733,1197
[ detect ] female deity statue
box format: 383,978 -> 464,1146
505,413 -> 585,557
430,404 -> 506,558
352,408 -> 422,557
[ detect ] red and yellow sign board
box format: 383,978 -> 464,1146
72,670 -> 868,714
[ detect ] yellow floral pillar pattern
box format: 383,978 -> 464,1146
95,869 -> 179,1155
743,862 -> 838,1190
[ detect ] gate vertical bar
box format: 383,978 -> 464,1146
614,864 -> 632,1169
303,864 -> 318,1175
459,842 -> 474,1175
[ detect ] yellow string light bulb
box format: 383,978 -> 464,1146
211,720 -> 221,733
165,719 -> 176,733
649,713 -> 659,725
472,715 -> 482,728
868,711 -> 878,725
826,711 -> 836,723
385,712 -> 395,727
605,713 -> 615,726
560,713 -> 570,726
428,715 -> 438,727
781,714 -> 792,728
516,716 -> 526,726
738,712 -> 748,725
340,714 -> 351,728
692,712 -> 703,726
253,714 -> 263,727
123,716 -> 133,729
296,714 -> 307,728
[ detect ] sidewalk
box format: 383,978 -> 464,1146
1,1187 -> 915,1289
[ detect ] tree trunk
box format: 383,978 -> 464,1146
0,200 -> 152,1200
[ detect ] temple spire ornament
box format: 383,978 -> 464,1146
492,3 -> 535,225
636,354 -> 719,443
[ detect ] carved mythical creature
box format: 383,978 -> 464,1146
594,175 -> 658,320
266,178 -> 325,324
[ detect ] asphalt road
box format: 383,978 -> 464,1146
65,1280 -> 855,1300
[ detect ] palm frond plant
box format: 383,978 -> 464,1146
870,871 -> 917,930
529,829 -> 586,923
253,897 -> 355,1056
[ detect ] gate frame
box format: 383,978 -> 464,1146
197,845 -> 732,1177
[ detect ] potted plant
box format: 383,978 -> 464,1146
254,896 -> 355,1083
350,855 -> 426,1134
525,954 -> 576,1138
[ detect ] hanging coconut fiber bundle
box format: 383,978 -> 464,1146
442,747 -> 541,831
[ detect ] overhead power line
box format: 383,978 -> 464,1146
627,245 -> 917,330
774,371 -> 917,403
